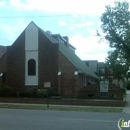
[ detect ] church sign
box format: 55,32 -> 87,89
100,81 -> 109,98
44,82 -> 51,88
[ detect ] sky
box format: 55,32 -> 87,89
0,0 -> 125,62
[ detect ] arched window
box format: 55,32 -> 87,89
28,59 -> 36,75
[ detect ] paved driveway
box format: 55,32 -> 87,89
0,108 -> 129,130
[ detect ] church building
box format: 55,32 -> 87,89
0,21 -> 98,97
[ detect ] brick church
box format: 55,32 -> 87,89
0,21 -> 98,97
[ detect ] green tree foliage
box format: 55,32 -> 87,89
105,49 -> 129,78
100,1 -> 130,55
98,1 -> 130,77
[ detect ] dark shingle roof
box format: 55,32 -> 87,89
59,43 -> 98,78
0,45 -> 7,59
35,22 -> 98,79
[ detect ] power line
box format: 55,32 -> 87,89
0,14 -> 75,19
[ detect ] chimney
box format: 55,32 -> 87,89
46,31 -> 52,35
63,36 -> 69,43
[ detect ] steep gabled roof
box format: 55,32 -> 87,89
83,60 -> 98,73
0,45 -> 7,59
24,21 -> 57,44
35,22 -> 98,79
59,42 -> 99,79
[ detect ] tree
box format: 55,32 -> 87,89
99,1 -> 130,57
106,49 -> 128,66
98,1 -> 130,78
105,49 -> 129,78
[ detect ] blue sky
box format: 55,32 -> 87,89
0,0 -> 125,62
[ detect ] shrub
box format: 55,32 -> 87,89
0,86 -> 13,97
18,92 -> 32,97
31,88 -> 38,98
36,88 -> 55,98
37,88 -> 46,98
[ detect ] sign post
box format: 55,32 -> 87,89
100,81 -> 109,98
44,82 -> 51,108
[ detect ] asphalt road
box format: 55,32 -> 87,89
0,108 -> 129,130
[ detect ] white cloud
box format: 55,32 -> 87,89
86,28 -> 97,36
75,22 -> 95,28
68,21 -> 95,30
58,20 -> 67,26
8,0 -> 117,15
10,0 -> 26,10
86,22 -> 95,26
0,20 -> 27,45
0,1 -> 6,6
69,34 -> 111,62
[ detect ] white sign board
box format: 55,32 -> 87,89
100,81 -> 109,92
44,82 -> 51,88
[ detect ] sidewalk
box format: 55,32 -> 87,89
123,90 -> 130,113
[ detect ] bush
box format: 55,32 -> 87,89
36,88 -> 56,98
0,86 -> 13,97
31,88 -> 38,98
37,88 -> 46,98
18,92 -> 32,97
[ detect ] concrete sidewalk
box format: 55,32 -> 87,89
123,90 -> 130,113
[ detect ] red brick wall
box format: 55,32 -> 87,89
0,50 -> 8,86
38,30 -> 59,92
58,51 -> 83,97
0,51 -> 7,73
77,74 -> 84,87
77,84 -> 124,100
0,97 -> 125,107
7,31 -> 25,90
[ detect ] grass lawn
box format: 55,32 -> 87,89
0,103 -> 123,113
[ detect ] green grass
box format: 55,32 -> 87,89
0,103 -> 123,113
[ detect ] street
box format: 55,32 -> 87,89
0,108 -> 129,130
